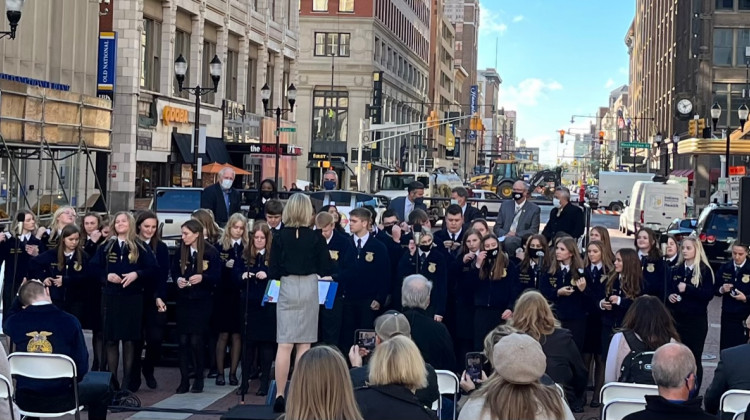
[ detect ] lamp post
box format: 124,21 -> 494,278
710,102 -> 727,203
261,83 -> 297,189
174,53 -> 222,186
0,0 -> 23,40
652,132 -> 663,175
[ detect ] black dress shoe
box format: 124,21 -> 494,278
571,403 -> 584,414
207,369 -> 218,378
256,385 -> 268,396
273,396 -> 285,413
229,373 -> 239,386
175,382 -> 190,394
191,378 -> 204,393
144,373 -> 158,389
215,375 -> 226,386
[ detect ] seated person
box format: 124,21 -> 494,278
4,280 -> 111,420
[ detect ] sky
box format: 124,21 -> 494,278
477,1 -> 635,166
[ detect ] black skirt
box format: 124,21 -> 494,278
211,289 -> 242,334
101,294 -> 143,341
176,297 -> 213,335
246,302 -> 277,342
582,311 -> 603,354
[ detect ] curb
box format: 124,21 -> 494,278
593,209 -> 621,215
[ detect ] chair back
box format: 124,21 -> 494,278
435,370 -> 459,395
721,390 -> 750,416
0,374 -> 13,419
733,411 -> 746,420
8,353 -> 77,380
602,399 -> 647,420
600,382 -> 658,405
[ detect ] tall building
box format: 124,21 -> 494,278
428,0 -> 457,170
444,0 -> 479,175
477,68 -> 501,169
110,0 -> 300,209
297,0 -> 431,191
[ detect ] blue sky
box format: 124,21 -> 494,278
477,1 -> 635,166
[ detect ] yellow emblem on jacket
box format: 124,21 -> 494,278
26,331 -> 53,353
330,250 -> 339,261
428,262 -> 436,273
743,274 -> 750,284
365,252 -> 374,262
203,260 -> 209,271
73,261 -> 82,272
646,263 -> 655,273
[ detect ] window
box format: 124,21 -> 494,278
202,41 -> 217,103
246,56 -> 257,113
313,32 -> 350,56
737,29 -> 750,65
716,0 -> 734,9
312,90 -> 348,142
339,33 -> 350,56
313,0 -> 327,11
225,49 -> 239,101
374,37 -> 380,62
339,0 -> 354,12
140,18 -> 161,91
271,0 -> 277,20
741,0 -> 750,9
267,54 -> 275,107
174,30 -> 191,98
714,28 -> 733,66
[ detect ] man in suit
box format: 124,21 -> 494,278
388,181 -> 427,222
433,204 -> 464,259
494,180 -> 541,254
705,316 -> 750,415
542,186 -> 585,242
200,167 -> 241,226
451,186 -> 480,224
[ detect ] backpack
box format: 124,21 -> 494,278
618,330 -> 656,385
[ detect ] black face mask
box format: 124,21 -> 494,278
419,244 -> 432,253
512,192 -> 524,201
260,191 -> 273,199
384,224 -> 394,235
530,247 -> 544,255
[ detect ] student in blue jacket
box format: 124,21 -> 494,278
0,210 -> 43,320
715,241 -> 750,351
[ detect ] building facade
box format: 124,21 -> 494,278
296,0 -> 431,191
477,68 -> 501,169
110,0 -> 300,210
428,0 -> 457,171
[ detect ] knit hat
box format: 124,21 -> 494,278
374,310 -> 411,340
493,333 -> 546,384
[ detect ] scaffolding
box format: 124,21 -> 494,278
0,80 -> 112,222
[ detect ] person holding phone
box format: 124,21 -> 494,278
599,248 -> 643,359
397,230 -> 447,321
635,228 -> 667,300
516,234 -> 549,292
716,241 -> 750,351
454,229 -> 482,371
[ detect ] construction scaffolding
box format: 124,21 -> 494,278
0,80 -> 112,222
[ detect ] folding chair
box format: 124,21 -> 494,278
8,352 -> 82,420
434,370 -> 460,420
554,383 -> 565,400
602,399 -> 647,420
0,373 -> 14,420
600,382 -> 658,405
734,411 -> 746,420
721,390 -> 750,419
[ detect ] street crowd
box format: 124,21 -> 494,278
0,167 -> 748,420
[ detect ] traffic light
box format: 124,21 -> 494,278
688,119 -> 697,137
598,131 -> 605,145
559,130 -> 565,144
697,118 -> 709,138
469,113 -> 480,131
426,110 -> 438,129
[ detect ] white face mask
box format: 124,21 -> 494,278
450,199 -> 459,205
221,179 -> 233,190
552,198 -> 561,208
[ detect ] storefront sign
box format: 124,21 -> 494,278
162,106 -> 189,126
249,144 -> 302,156
96,32 -> 117,101
310,152 -> 347,161
0,73 -> 70,91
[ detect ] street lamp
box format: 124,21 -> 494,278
261,83 -> 297,188
174,53 -> 222,186
652,132 -> 664,175
1,0 -> 24,40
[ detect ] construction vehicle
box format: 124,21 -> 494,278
468,173 -> 494,191
491,158 -> 521,198
379,168 -> 463,223
527,167 -> 563,200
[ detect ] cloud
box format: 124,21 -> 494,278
480,7 -> 508,35
498,78 -> 564,110
605,78 -> 615,88
512,15 -> 524,23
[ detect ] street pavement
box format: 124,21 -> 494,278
47,209 -> 722,419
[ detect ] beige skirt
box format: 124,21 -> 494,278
276,274 -> 319,344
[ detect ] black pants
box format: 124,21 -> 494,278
340,298 -> 377,351
140,308 -> 167,376
179,334 -> 205,384
675,313 -> 708,388
16,372 -> 112,420
561,317 -> 587,354
473,307 -> 504,351
241,340 -> 276,391
318,294 -> 344,350
720,312 -> 748,351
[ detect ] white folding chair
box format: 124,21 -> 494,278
554,383 -> 565,400
602,399 -> 647,420
0,373 -> 14,420
600,382 -> 659,405
734,411 -> 746,420
434,370 -> 460,420
721,390 -> 750,418
8,352 -> 82,419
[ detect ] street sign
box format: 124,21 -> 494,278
730,166 -> 746,176
730,175 -> 741,201
621,142 -> 650,149
275,127 -> 296,134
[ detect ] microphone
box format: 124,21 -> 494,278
535,251 -> 545,258
15,211 -> 25,237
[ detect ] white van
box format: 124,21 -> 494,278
598,171 -> 656,211
622,181 -> 686,234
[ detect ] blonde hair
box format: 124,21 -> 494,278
283,193 -> 314,228
283,346 -> 363,420
679,237 -> 715,287
470,374 -> 567,420
509,290 -> 560,341
49,206 -> 76,241
192,209 -> 222,243
367,335 -> 427,391
315,211 -> 334,228
109,211 -> 140,263
219,213 -> 249,250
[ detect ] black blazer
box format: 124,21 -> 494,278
539,328 -> 588,397
355,384 -> 438,420
200,183 -> 241,226
705,343 -> 750,415
542,203 -> 584,241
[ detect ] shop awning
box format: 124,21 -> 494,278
205,137 -> 230,164
172,133 -> 208,163
307,160 -> 345,169
670,169 -> 694,180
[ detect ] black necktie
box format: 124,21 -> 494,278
736,265 -> 741,274
357,239 -> 362,258
593,266 -> 600,278
685,267 -> 693,279
451,233 -> 456,242
640,255 -> 647,265
234,242 -> 241,257
561,268 -> 569,277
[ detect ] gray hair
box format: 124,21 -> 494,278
451,186 -> 469,198
513,180 -> 530,192
324,170 -> 338,181
218,166 -> 236,178
651,343 -> 696,388
555,186 -> 571,200
401,274 -> 433,309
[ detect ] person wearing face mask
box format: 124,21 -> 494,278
388,181 -> 427,222
322,170 -> 339,190
541,187 -> 584,243
516,234 -> 549,292
449,186 -> 480,224
247,178 -> 277,221
494,180 -> 541,254
375,210 -> 408,305
200,167 -> 241,227
715,242 -> 750,351
397,231 -> 447,323
621,343 -> 713,420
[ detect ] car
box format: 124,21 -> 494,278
308,191 -> 388,233
471,189 -> 502,218
661,218 -> 698,243
151,187 -> 202,239
619,205 -> 635,235
691,204 -> 738,270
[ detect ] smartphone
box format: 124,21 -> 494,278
465,352 -> 484,383
731,287 -> 739,297
354,329 -> 377,352
412,224 -> 423,233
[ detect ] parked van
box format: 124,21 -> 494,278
598,171 -> 655,211
621,181 -> 685,235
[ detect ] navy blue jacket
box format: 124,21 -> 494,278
516,258 -> 543,292
667,262 -> 715,316
455,253 -> 478,306
28,250 -> 90,307
641,257 -> 668,300
397,249 -> 448,316
83,236 -> 104,258
0,234 -> 45,288
375,230 -> 406,290
598,275 -> 638,329
233,251 -> 270,305
172,245 -> 221,300
341,235 -> 391,305
327,230 -> 356,285
716,260 -> 750,316
145,241 -> 170,301
539,266 -> 588,320
469,259 -> 520,310
432,229 -> 464,260
215,241 -> 244,298
582,265 -> 610,312
91,238 -> 158,296
5,304 -> 88,392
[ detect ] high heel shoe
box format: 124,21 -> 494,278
191,378 -> 204,393
175,381 -> 190,394
215,374 -> 226,386
228,373 -> 239,386
273,396 -> 285,413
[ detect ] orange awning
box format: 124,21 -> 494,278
201,162 -> 251,176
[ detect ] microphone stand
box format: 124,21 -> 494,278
240,266 -> 253,404
534,252 -> 544,289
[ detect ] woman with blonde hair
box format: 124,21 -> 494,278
191,208 -> 222,244
269,193 -> 333,412
459,333 -> 574,420
38,205 -> 77,249
281,346 -> 363,420
509,290 -> 587,412
667,236 -> 714,388
355,335 -> 437,420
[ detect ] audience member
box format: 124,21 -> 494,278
705,314 -> 750,414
